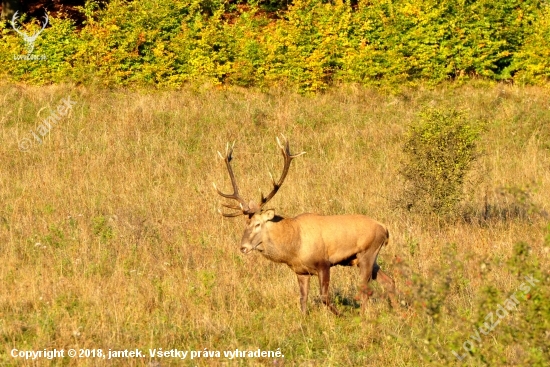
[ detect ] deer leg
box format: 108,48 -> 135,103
372,262 -> 398,309
318,264 -> 340,315
357,251 -> 378,310
297,274 -> 310,314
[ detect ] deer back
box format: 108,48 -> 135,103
293,214 -> 388,265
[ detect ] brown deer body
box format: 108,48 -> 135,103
215,136 -> 396,314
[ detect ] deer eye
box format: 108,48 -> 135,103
255,223 -> 261,228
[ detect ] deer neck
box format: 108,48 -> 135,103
260,217 -> 300,264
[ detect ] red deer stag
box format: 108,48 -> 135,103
214,136 -> 396,315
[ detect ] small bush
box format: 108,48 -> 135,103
393,240 -> 550,365
401,108 -> 482,217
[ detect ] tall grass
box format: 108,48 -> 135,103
0,83 -> 549,366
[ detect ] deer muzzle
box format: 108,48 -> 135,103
241,242 -> 262,254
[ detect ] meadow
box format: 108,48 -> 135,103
0,82 -> 549,366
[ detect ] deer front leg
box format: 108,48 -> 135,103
297,274 -> 310,314
318,265 -> 340,315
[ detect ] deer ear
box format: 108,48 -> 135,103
262,209 -> 275,221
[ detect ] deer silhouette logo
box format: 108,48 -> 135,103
10,11 -> 49,54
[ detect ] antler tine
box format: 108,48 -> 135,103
260,135 -> 305,207
226,141 -> 235,157
221,202 -> 245,210
277,134 -> 306,159
41,13 -> 49,31
218,210 -> 245,218
214,142 -> 253,216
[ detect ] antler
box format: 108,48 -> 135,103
260,134 -> 305,208
31,13 -> 49,41
213,142 -> 256,217
10,11 -> 25,37
214,135 -> 305,217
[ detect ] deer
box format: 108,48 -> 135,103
10,11 -> 49,54
214,136 -> 397,315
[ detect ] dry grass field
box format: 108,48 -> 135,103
1,82 -> 549,366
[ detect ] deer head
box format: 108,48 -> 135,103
214,135 -> 305,254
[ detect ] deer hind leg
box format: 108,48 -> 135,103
297,274 -> 310,314
372,261 -> 398,309
318,264 -> 340,315
357,250 -> 378,310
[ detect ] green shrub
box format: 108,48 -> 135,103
401,108 -> 482,217
0,0 -> 548,91
513,6 -> 550,85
